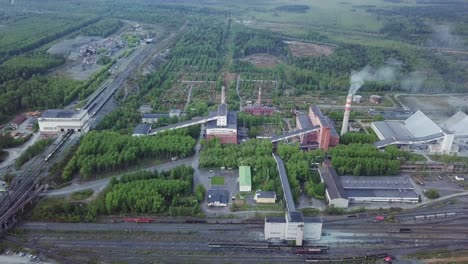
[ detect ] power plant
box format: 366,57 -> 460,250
340,94 -> 353,136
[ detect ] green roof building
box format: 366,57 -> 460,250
239,166 -> 252,192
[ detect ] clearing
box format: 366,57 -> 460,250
240,53 -> 281,68
211,176 -> 225,186
285,41 -> 333,57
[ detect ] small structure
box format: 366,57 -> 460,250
207,189 -> 229,207
10,115 -> 27,129
169,109 -> 182,118
141,113 -> 169,124
145,38 -> 153,44
352,95 -> 362,103
132,124 -> 151,137
369,95 -> 382,104
239,166 -> 252,192
38,109 -> 90,134
254,191 -> 276,203
243,88 -> 276,116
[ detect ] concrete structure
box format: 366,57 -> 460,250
369,95 -> 382,104
341,94 -> 353,136
207,189 -> 228,207
169,109 -> 182,118
319,165 -> 419,206
132,124 -> 151,136
295,105 -> 339,151
372,110 -> 465,154
141,113 -> 169,124
254,191 -> 276,203
206,86 -> 238,144
265,213 -> 322,242
38,109 -> 90,134
352,95 -> 362,103
239,166 -> 252,192
243,88 -> 276,116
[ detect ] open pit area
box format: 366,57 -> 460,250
239,53 -> 282,68
285,41 -> 333,57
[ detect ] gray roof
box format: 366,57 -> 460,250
340,175 -> 414,189
288,211 -> 304,223
206,111 -> 237,129
310,105 -> 331,128
265,217 -> 286,223
256,191 -> 276,199
133,124 -> 151,135
442,111 -> 468,136
142,113 -> 169,119
404,110 -> 442,138
318,166 -> 346,200
207,189 -> 228,204
373,121 -> 413,141
297,114 -> 313,129
345,189 -> 418,199
41,109 -> 82,118
217,103 -> 227,117
304,217 -> 323,223
273,154 -> 296,212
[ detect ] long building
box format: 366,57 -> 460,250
296,105 -> 339,151
38,109 -> 90,134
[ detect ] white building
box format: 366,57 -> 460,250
265,212 -> 322,244
318,166 -> 349,208
38,109 -> 90,134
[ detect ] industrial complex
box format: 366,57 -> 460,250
38,109 -> 90,134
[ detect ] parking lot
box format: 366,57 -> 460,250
412,174 -> 466,199
198,168 -> 239,216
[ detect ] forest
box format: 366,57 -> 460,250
62,130 -> 196,180
15,138 -> 54,168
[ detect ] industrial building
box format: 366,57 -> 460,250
265,212 -> 322,242
254,191 -> 276,203
372,110 -> 466,154
132,124 -> 151,136
238,166 -> 252,192
38,109 -> 90,134
296,105 -> 339,151
141,113 -> 169,124
243,88 -> 276,116
206,86 -> 238,144
207,189 -> 228,207
318,165 -> 419,208
369,95 -> 382,104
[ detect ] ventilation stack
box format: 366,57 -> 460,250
221,86 -> 226,104
340,94 -> 353,136
257,87 -> 262,105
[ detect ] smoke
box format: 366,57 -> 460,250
348,65 -> 398,95
427,24 -> 463,48
401,71 -> 426,93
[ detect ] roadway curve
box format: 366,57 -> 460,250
44,158 -> 194,197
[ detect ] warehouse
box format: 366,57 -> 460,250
38,109 -> 90,134
132,124 -> 151,136
372,110 -> 464,154
238,166 -> 252,192
318,165 -> 419,206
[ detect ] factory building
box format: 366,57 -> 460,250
372,110 -> 466,154
38,109 -> 90,134
369,95 -> 382,104
265,212 -> 322,242
206,86 -> 238,144
318,165 -> 419,208
296,105 -> 339,151
132,124 -> 151,136
239,166 -> 252,192
243,88 -> 276,116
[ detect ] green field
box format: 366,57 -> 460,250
211,176 -> 225,186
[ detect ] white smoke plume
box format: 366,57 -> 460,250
401,71 -> 426,93
348,65 -> 398,95
427,24 -> 463,48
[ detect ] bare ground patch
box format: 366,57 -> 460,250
285,40 -> 333,57
239,53 -> 281,68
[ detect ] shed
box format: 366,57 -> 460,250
239,166 -> 252,192
132,124 -> 151,137
254,191 -> 276,203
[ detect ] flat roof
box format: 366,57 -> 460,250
297,114 -> 313,129
239,166 -> 252,187
340,175 -> 415,189
217,103 -> 227,116
304,216 -> 323,224
207,111 -> 237,129
288,211 -> 304,223
142,113 -> 169,118
41,109 -> 83,119
345,189 -> 418,199
265,217 -> 286,223
133,124 -> 151,135
256,191 -> 276,199
318,166 -> 346,200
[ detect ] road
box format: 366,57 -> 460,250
44,158 -> 194,197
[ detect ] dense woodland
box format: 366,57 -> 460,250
62,130 -> 196,180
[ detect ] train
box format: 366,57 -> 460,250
414,212 -> 456,220
306,253 -> 392,263
293,248 -> 324,255
44,130 -> 74,161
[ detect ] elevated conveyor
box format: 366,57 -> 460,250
149,115 -> 218,135
270,126 -> 320,143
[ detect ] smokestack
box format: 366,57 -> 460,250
341,95 -> 352,136
257,87 -> 262,105
221,86 -> 225,104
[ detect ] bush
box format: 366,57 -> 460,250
424,189 -> 440,199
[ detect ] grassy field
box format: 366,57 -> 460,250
211,176 -> 225,185
70,189 -> 94,200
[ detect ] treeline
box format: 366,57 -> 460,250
62,131 -> 196,180
278,144 -> 325,202
199,139 -> 282,196
329,144 -> 403,176
232,26 -> 287,58
340,132 -> 378,145
80,18 -> 123,37
15,138 -> 54,168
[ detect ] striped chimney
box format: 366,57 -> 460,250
340,94 -> 353,136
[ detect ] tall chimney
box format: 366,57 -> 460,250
221,86 -> 226,104
341,94 -> 353,136
257,87 -> 262,105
